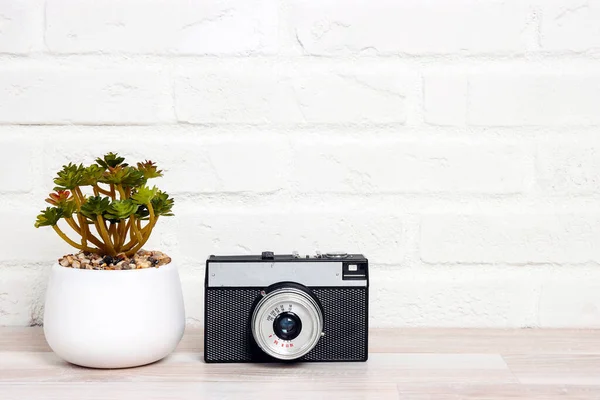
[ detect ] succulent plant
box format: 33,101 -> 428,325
35,153 -> 174,257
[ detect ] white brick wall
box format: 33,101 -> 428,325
286,0 -> 536,55
425,68 -> 600,126
45,0 -> 279,55
0,0 -> 44,54
174,62 -> 412,124
1,0 -> 600,328
540,1 -> 600,52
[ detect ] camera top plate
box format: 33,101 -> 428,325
208,251 -> 368,263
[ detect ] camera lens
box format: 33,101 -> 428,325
273,312 -> 302,341
251,285 -> 323,361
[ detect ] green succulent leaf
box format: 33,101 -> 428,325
131,185 -> 158,205
134,204 -> 149,219
137,160 -> 163,180
96,152 -> 126,169
104,199 -> 138,221
61,200 -> 78,218
53,163 -> 86,190
135,191 -> 174,220
45,191 -> 77,218
99,166 -> 145,187
121,167 -> 146,187
81,164 -> 105,186
152,191 -> 174,217
80,196 -> 111,219
34,207 -> 64,228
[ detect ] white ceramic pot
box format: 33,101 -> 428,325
43,262 -> 185,369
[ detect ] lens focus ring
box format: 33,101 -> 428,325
251,287 -> 323,361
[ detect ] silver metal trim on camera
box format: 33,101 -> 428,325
325,252 -> 348,259
207,262 -> 367,287
251,287 -> 323,361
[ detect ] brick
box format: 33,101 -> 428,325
291,140 -> 529,194
541,1 -> 600,52
0,0 -> 44,54
469,73 -> 600,126
371,266 -> 539,327
537,141 -> 600,194
0,137 -> 34,193
424,72 -> 467,126
420,213 -> 600,264
45,0 -> 278,55
177,209 -> 406,265
175,64 -> 408,124
0,66 -> 174,124
1,210 -> 73,263
425,72 -> 600,126
538,268 -> 600,327
287,0 -> 533,55
42,129 -> 289,193
0,267 -> 46,326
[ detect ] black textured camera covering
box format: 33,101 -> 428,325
204,287 -> 368,362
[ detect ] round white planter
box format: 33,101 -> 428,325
43,262 -> 185,369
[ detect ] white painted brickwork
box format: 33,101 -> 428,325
1,0 -> 600,328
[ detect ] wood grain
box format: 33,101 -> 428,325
396,384 -> 600,400
0,327 -> 599,399
0,382 -> 401,400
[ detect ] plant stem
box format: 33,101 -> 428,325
64,217 -> 105,251
147,202 -> 156,230
116,184 -> 126,200
125,227 -> 153,256
118,219 -> 130,249
85,223 -> 106,252
72,187 -> 89,248
121,216 -> 146,252
109,222 -> 117,244
115,221 -> 122,251
131,216 -> 145,244
109,184 -> 116,200
95,215 -> 116,256
93,184 -> 111,196
53,225 -> 97,253
125,204 -> 158,257
65,216 -> 80,233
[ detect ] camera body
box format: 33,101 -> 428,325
204,251 -> 369,363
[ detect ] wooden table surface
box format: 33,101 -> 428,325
1,327 -> 600,399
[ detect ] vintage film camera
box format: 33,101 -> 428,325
204,251 -> 369,362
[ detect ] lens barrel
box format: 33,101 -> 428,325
251,286 -> 323,360
273,312 -> 302,341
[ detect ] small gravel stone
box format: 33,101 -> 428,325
58,250 -> 171,270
